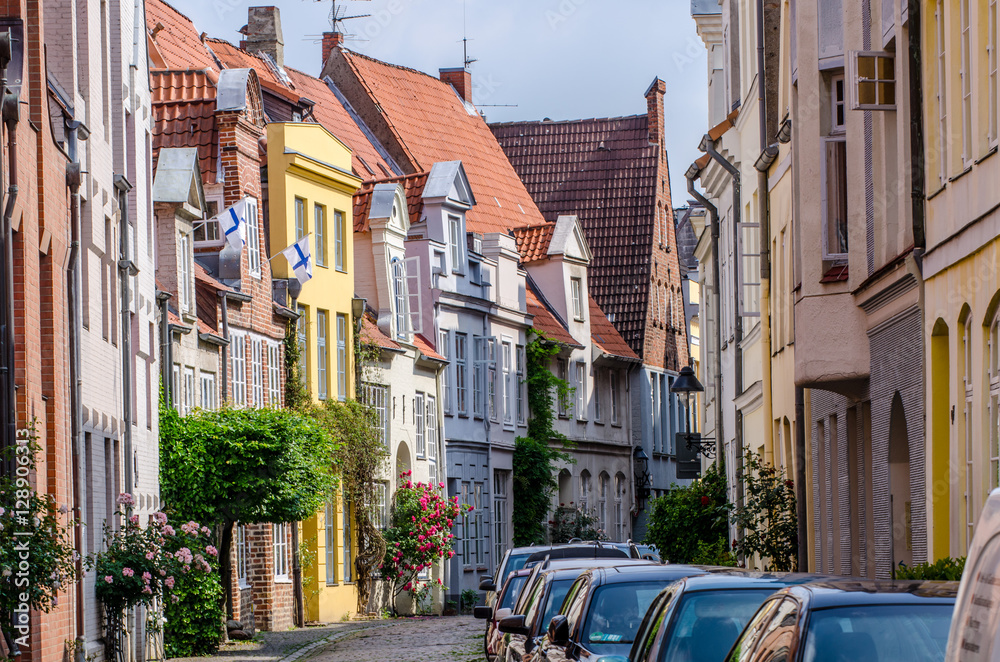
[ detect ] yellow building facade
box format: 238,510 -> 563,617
268,122 -> 364,621
922,0 -> 1000,561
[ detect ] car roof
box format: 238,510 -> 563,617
671,572 -> 844,593
525,545 -> 629,564
587,563 -> 707,585
783,580 -> 959,608
543,557 -> 653,572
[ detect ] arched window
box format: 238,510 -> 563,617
598,472 -> 610,535
653,281 -> 661,325
614,473 -> 627,541
989,310 -> 1000,491
391,257 -> 407,339
959,305 -> 973,545
580,470 -> 592,513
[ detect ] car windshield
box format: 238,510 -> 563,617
802,604 -> 954,662
659,589 -> 776,662
539,579 -> 576,632
498,575 -> 529,611
507,553 -> 532,575
582,582 -> 664,646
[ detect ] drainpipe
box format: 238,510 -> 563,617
685,167 -> 725,466
700,133 -> 743,546
220,293 -> 230,403
0,31 -> 13,475
115,176 -> 135,495
795,386 -> 808,571
66,115 -> 87,657
157,291 -> 172,406
907,2 -> 925,251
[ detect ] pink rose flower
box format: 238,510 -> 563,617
104,575 -> 114,584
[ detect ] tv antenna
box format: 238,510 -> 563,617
320,0 -> 370,37
462,0 -> 476,69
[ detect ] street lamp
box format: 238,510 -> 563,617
670,365 -> 716,460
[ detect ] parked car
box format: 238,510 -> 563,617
946,488 -> 1000,662
475,569 -> 533,662
722,581 -> 957,662
537,564 -> 709,662
522,544 -> 630,568
628,573 -> 833,662
484,546 -> 551,605
633,544 -> 661,563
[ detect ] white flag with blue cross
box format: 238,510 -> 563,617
278,234 -> 313,285
217,198 -> 249,250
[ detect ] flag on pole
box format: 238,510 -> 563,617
279,235 -> 313,285
217,198 -> 249,250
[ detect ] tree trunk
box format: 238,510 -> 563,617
291,521 -> 304,627
220,519 -> 235,620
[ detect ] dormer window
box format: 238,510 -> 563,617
571,277 -> 584,321
449,215 -> 463,273
392,257 -> 408,339
178,231 -> 192,315
391,256 -> 423,339
193,199 -> 222,245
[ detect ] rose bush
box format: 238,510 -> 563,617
380,472 -> 465,611
644,462 -> 729,563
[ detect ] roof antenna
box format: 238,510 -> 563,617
314,0 -> 370,42
462,0 -> 477,69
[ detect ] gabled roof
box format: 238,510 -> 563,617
525,280 -> 581,348
413,334 -> 445,362
146,0 -> 219,72
512,224 -> 555,264
360,315 -> 403,352
589,296 -> 639,361
353,172 -> 428,232
491,115 -> 662,356
335,49 -> 547,233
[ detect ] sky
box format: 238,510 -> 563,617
170,0 -> 709,206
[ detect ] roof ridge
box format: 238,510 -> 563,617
154,0 -> 201,32
205,37 -> 271,65
490,113 -> 649,127
342,48 -> 449,85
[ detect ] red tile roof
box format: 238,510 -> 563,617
151,70 -> 218,179
205,38 -> 286,90
353,172 -> 428,232
512,224 -> 555,264
361,316 -> 402,352
337,50 -> 546,233
525,281 -> 580,347
589,296 -> 639,361
491,116 -> 662,356
414,334 -> 445,361
194,262 -> 232,292
197,317 -> 223,338
146,0 -> 219,72
167,310 -> 191,330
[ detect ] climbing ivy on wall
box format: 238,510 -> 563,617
512,332 -> 574,546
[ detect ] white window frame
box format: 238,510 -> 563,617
738,217 -> 761,317
610,370 -> 621,426
325,500 -> 337,585
821,137 -> 849,262
231,332 -> 247,406
990,315 -> 1000,493
557,358 -> 570,418
598,473 -> 609,535
172,363 -> 181,412
830,73 -> 846,133
960,0 -> 973,165
580,471 -> 591,514
426,395 -> 437,463
440,330 -> 452,414
488,338 -> 498,422
494,470 -> 509,563
315,204 -> 327,268
936,1 -> 949,185
614,473 -> 626,541
392,258 -> 407,339
337,314 -> 348,401
200,371 -> 217,411
273,523 -> 289,580
295,197 -> 307,240
456,333 -> 469,415
502,341 -> 513,425
473,335 -> 485,418
343,499 -> 352,583
267,342 -> 281,407
317,310 -> 329,401
364,383 -> 390,449
575,361 -> 587,420
334,210 -> 346,272
415,391 -> 426,458
594,367 -> 603,423
449,215 -> 463,273
571,277 -> 584,321
178,231 -> 191,314
375,483 -> 389,530
962,314 -> 974,545
194,198 -> 223,246
989,0 -> 998,146
246,197 -> 261,279
236,523 -> 249,588
251,338 -> 263,407
183,366 -> 196,415
516,344 -> 526,426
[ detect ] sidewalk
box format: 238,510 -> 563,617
168,621 -> 384,662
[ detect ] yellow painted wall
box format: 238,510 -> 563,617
267,122 -> 363,622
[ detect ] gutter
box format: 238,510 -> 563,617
114,175 -> 136,495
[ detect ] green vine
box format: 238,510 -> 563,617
512,332 -> 574,546
284,319 -> 311,411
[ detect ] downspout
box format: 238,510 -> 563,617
115,177 -> 135,495
66,116 -> 87,657
685,167 -> 725,465
220,293 -> 229,403
795,386 -> 808,571
907,1 -> 925,251
157,291 -> 172,406
0,32 -> 13,477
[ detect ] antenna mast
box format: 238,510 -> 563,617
326,0 -> 370,37
462,0 -> 477,69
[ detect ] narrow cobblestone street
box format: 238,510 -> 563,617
304,616 -> 486,662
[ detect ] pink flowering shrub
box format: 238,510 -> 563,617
380,472 -> 466,609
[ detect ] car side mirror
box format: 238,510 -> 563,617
473,605 -> 493,620
547,615 -> 570,647
499,614 -> 529,636
479,578 -> 497,592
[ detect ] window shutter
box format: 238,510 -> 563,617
847,51 -> 896,110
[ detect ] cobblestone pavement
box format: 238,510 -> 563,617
302,615 -> 487,662
170,621 -> 374,662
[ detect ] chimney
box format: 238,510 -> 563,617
321,32 -> 344,68
645,77 -> 666,146
439,67 -> 473,103
240,7 -> 284,69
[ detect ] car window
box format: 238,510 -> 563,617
539,579 -> 576,632
582,582 -> 664,646
562,577 -> 590,634
517,578 -> 546,619
801,604 -> 954,662
507,552 -> 531,575
515,565 -> 544,614
664,590 -> 778,662
726,598 -> 784,662
499,575 -> 529,611
632,588 -> 676,662
750,599 -> 799,662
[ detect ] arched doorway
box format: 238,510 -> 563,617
888,393 -> 913,569
396,441 -> 411,479
558,469 -> 572,507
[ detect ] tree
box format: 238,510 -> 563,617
732,451 -> 797,571
512,333 -> 574,546
159,403 -> 339,617
644,462 -> 729,563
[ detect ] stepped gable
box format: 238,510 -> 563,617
338,49 -> 546,233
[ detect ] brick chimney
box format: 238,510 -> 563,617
439,67 -> 473,103
645,77 -> 666,146
321,32 -> 344,68
241,7 -> 284,69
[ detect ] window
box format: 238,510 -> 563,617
334,210 -> 345,271
231,333 -> 247,406
594,368 -> 603,422
426,395 -> 437,463
273,523 -> 289,580
848,51 -> 896,110
580,471 -> 591,513
822,138 -> 849,261
990,0 -> 998,145
440,330 -> 452,413
456,333 -> 469,415
558,359 -> 570,418
936,1 -> 949,185
990,315 -> 1000,492
172,363 -> 180,411
392,258 -> 407,339
267,343 -> 281,407
739,218 -> 761,317
295,197 -> 307,240
459,482 -> 470,564
614,473 -> 627,541
598,473 -> 609,535
516,344 -> 526,425
337,314 -> 348,401
494,470 -> 509,564
473,335 -> 484,418
962,312 -> 974,545
488,339 -> 498,422
473,483 -> 484,564
317,310 -> 329,400
960,1 -> 973,163
502,341 -> 513,424
183,367 -> 195,415
343,499 -> 352,582
415,392 -> 426,457
610,370 -> 621,425
571,277 -> 584,321
325,501 -> 337,584
363,383 -> 390,449
194,200 -> 221,243
831,74 -> 846,132
200,372 -> 217,411
449,215 -> 462,272
246,197 -> 261,278
375,483 -> 389,530
297,306 -> 308,388
575,361 -> 587,420
315,204 -> 327,267
251,338 -> 263,407
178,232 -> 191,314
236,524 -> 249,587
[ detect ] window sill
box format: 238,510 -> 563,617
275,577 -> 293,584
949,165 -> 973,184
974,144 -> 997,165
594,419 -> 605,426
326,582 -> 339,587
238,582 -> 251,590
576,418 -> 588,424
336,267 -> 347,274
316,264 -> 329,270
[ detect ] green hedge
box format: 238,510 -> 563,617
893,556 -> 966,581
